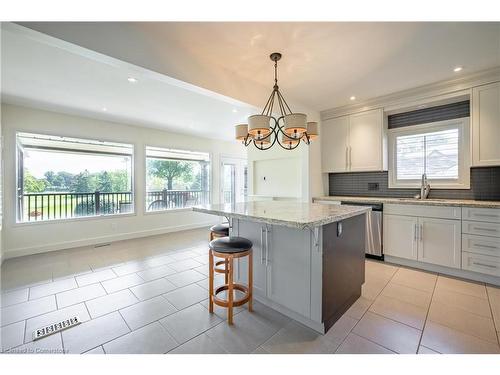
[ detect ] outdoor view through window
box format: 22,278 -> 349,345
17,132 -> 133,222
145,146 -> 210,211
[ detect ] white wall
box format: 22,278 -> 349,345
1,104 -> 246,259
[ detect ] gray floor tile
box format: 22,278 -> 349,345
163,284 -> 207,310
104,321 -> 178,354
169,259 -> 203,272
130,278 -> 177,301
136,264 -> 176,282
75,269 -> 117,287
169,333 -> 227,354
101,273 -> 145,294
262,320 -> 340,354
62,311 -> 130,354
84,346 -> 105,354
29,277 -> 77,300
160,303 -> 222,344
166,269 -> 206,288
7,332 -> 64,354
205,311 -> 281,354
0,321 -> 25,352
335,333 -> 395,354
1,288 -> 29,307
1,295 -> 56,326
85,289 -> 138,318
56,283 -> 106,308
120,296 -> 177,330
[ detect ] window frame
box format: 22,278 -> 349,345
143,145 -> 212,214
15,131 -> 136,224
388,117 -> 471,189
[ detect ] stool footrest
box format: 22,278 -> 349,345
213,284 -> 250,308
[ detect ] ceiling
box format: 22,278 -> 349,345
17,22 -> 500,111
1,24 -> 258,141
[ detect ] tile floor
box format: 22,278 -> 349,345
1,228 -> 500,354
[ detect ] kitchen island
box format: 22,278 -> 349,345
193,201 -> 370,333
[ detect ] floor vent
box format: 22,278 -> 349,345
94,243 -> 111,248
33,316 -> 81,341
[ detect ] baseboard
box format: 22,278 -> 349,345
3,221 -> 215,260
384,255 -> 500,287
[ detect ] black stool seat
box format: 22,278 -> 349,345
209,236 -> 253,253
210,223 -> 229,236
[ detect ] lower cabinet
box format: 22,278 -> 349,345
383,214 -> 418,260
234,219 -> 312,318
418,217 -> 461,268
384,213 -> 461,269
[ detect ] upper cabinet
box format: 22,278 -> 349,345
472,82 -> 500,166
321,108 -> 385,173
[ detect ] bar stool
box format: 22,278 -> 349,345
209,223 -> 230,283
209,223 -> 229,241
208,236 -> 253,325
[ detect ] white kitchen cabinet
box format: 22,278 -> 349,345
384,210 -> 461,269
383,214 -> 418,260
418,217 -> 461,268
321,116 -> 349,172
321,109 -> 385,173
472,82 -> 500,166
234,220 -> 312,317
266,224 -> 311,317
349,109 -> 385,172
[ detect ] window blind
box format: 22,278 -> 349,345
396,128 -> 459,180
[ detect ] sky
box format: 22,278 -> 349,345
24,149 -> 131,178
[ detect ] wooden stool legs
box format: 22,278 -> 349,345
227,256 -> 234,324
208,249 -> 214,313
208,248 -> 253,325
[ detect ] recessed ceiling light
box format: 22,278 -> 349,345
453,66 -> 463,73
350,96 -> 356,101
127,77 -> 138,83
232,109 -> 238,113
101,107 -> 108,112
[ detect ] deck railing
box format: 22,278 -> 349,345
20,189 -> 209,221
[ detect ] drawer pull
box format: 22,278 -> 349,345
472,261 -> 498,269
473,243 -> 499,250
473,227 -> 498,232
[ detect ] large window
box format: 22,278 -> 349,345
145,146 -> 210,211
388,118 -> 470,189
17,132 -> 134,222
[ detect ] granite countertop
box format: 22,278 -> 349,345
313,196 -> 500,208
192,201 -> 370,229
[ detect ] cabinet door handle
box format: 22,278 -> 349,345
420,224 -> 423,242
265,227 -> 270,266
472,261 -> 497,269
260,227 -> 265,265
414,224 -> 418,242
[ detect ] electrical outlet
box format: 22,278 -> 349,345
368,182 -> 380,191
111,222 -> 118,231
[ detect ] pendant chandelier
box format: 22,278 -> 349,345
235,52 -> 318,150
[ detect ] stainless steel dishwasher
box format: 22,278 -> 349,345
340,201 -> 383,260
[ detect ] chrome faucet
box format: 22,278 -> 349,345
420,173 -> 431,199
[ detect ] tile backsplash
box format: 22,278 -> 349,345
328,167 -> 500,201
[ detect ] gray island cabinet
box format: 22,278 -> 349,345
193,201 -> 369,334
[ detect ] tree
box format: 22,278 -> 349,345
71,170 -> 92,192
24,171 -> 46,193
147,159 -> 193,190
109,170 -> 130,191
98,171 -> 113,192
